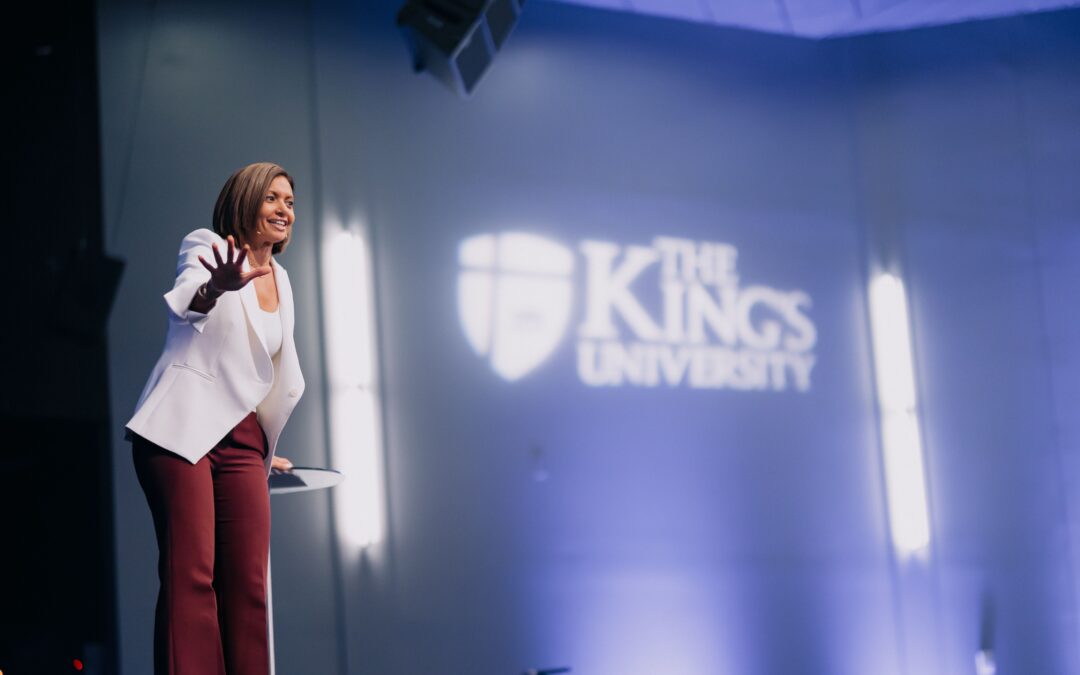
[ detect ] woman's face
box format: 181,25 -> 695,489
252,175 -> 294,248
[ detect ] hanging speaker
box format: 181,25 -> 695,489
397,0 -> 525,96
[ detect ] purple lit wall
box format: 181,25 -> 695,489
99,1 -> 1080,673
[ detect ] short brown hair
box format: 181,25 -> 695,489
212,162 -> 295,255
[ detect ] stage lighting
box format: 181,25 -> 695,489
975,650 -> 996,675
397,0 -> 526,96
322,227 -> 386,550
868,273 -> 932,558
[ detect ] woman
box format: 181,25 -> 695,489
125,162 -> 306,675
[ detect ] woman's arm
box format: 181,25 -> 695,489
188,280 -> 222,314
164,229 -> 220,332
163,230 -> 270,330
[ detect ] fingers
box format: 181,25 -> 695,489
212,242 -> 225,268
235,243 -> 250,267
198,255 -> 215,273
226,235 -> 236,264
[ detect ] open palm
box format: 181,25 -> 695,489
197,235 -> 271,292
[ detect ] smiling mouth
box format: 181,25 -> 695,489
267,218 -> 289,231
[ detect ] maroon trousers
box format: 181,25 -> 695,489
131,411 -> 271,675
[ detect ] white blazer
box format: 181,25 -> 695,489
125,228 -> 306,475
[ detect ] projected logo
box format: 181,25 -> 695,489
458,233 -> 575,381
458,234 -> 817,391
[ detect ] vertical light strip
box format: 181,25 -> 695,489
868,273 -> 931,558
321,226 -> 385,551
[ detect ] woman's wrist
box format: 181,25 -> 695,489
202,281 -> 224,300
189,282 -> 218,313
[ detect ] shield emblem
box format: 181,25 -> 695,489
458,232 -> 574,381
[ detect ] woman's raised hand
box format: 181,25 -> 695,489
197,235 -> 271,293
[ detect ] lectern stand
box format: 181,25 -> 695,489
266,467 -> 344,675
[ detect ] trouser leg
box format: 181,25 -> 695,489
132,436 -> 226,675
209,412 -> 272,675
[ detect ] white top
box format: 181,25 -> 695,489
259,305 -> 283,358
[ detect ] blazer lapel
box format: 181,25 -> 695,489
274,257 -> 295,341
273,260 -> 303,391
240,256 -> 270,358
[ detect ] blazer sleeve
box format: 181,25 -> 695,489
162,228 -> 219,333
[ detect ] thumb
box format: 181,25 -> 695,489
248,266 -> 272,279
